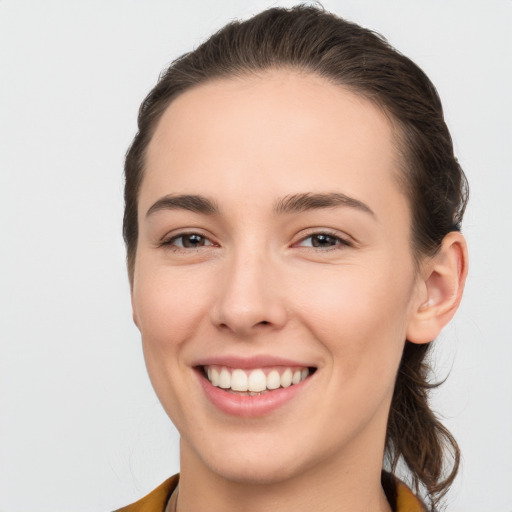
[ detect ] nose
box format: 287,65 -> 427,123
211,249 -> 288,338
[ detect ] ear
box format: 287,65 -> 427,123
406,231 -> 468,344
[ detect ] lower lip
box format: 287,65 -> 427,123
197,370 -> 312,418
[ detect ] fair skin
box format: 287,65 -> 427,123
131,70 -> 467,512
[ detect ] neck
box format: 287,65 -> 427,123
174,436 -> 392,512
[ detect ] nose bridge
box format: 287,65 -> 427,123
212,241 -> 286,336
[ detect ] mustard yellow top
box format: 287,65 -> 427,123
115,473 -> 425,512
115,475 -> 179,512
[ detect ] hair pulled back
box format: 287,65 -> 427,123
124,5 -> 468,510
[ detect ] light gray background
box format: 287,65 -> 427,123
1,1 -> 511,511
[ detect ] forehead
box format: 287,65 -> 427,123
142,70 -> 407,222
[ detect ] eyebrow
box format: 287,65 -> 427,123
146,194 -> 220,217
146,191 -> 375,218
273,192 -> 375,216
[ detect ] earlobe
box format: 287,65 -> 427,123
406,232 -> 468,344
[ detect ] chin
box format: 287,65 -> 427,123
185,428 -> 326,487
205,455 -> 306,486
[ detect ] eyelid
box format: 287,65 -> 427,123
292,228 -> 354,249
159,229 -> 218,249
157,227 -> 354,250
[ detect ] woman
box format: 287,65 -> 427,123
117,5 -> 468,511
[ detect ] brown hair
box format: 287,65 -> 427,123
123,5 -> 468,510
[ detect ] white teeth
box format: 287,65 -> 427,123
231,369 -> 248,391
210,367 -> 220,386
280,368 -> 293,388
248,369 -> 267,392
205,365 -> 312,392
266,370 -> 281,390
219,368 -> 231,389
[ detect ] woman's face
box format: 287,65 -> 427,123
132,71 -> 425,484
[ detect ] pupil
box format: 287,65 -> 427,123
312,234 -> 335,247
183,234 -> 203,248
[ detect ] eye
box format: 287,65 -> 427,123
163,233 -> 214,249
296,232 -> 350,249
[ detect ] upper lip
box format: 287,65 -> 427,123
192,355 -> 315,369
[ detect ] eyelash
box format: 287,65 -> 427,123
160,232 -> 216,252
160,230 -> 352,253
294,231 -> 352,250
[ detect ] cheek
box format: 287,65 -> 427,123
132,265 -> 214,361
291,260 -> 414,380
131,266 -> 216,427
134,267 -> 208,330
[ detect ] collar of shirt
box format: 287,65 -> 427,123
114,472 -> 426,512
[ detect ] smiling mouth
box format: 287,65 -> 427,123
199,365 -> 317,396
